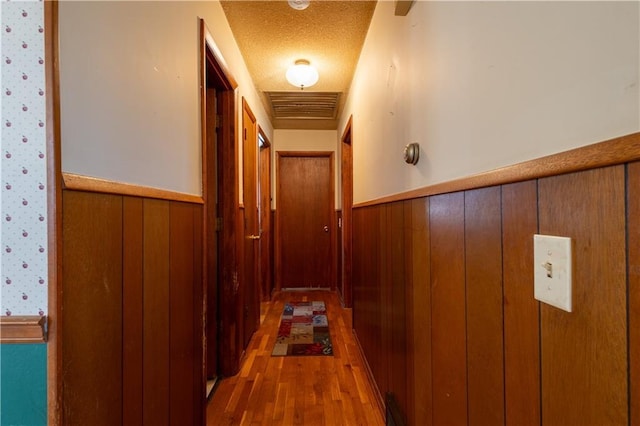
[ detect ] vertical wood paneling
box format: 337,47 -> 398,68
169,202 -> 196,426
352,208 -> 363,327
62,191 -> 204,425
353,162 -> 635,426
369,205 -> 383,411
370,205 -> 381,389
62,191 -> 123,425
354,206 -> 369,383
123,196 -> 143,426
501,181 -> 540,426
143,199 -> 171,426
627,162 -> 640,426
408,197 -> 431,426
388,202 -> 407,420
352,207 -> 367,335
465,187 -> 505,426
193,206 -> 205,426
377,204 -> 390,395
353,205 -> 383,410
430,192 -> 467,425
372,204 -> 382,403
539,166 -> 627,426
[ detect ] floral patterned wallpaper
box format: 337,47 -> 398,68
1,0 -> 47,317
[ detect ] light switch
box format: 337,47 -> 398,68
533,234 -> 572,312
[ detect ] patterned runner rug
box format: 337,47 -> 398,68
271,301 -> 333,356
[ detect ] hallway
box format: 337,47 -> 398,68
206,291 -> 385,425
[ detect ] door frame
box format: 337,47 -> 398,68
200,19 -> 241,381
275,151 -> 336,292
45,2 -> 62,423
340,116 -> 354,307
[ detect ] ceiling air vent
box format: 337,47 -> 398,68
266,91 -> 341,120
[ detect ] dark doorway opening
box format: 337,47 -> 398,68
200,19 -> 241,407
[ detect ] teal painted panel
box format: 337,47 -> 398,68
0,344 -> 47,426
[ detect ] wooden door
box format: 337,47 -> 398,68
258,129 -> 273,301
201,18 -> 241,381
242,99 -> 259,349
276,152 -> 335,289
340,117 -> 353,307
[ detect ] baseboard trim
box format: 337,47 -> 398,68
352,328 -> 385,420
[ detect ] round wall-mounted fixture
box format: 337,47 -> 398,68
286,59 -> 319,90
288,0 -> 310,10
404,143 -> 420,165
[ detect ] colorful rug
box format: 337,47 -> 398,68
271,301 -> 333,356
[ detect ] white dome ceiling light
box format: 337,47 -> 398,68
288,0 -> 310,11
286,59 -> 319,90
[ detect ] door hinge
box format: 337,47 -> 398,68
243,128 -> 247,140
215,217 -> 223,232
215,115 -> 221,129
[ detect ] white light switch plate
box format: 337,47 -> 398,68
533,234 -> 572,312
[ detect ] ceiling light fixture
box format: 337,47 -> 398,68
288,0 -> 310,11
286,59 -> 319,90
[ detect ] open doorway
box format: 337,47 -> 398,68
203,51 -> 220,398
200,19 -> 241,403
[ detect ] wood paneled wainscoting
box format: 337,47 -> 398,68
60,176 -> 206,425
352,132 -> 640,426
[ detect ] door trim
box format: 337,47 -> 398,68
45,2 -> 62,423
275,151 -> 336,292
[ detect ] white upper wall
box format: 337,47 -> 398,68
273,129 -> 338,208
59,1 -> 273,195
340,1 -> 640,204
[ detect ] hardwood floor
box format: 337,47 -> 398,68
206,291 -> 385,425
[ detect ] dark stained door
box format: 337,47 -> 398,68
340,117 -> 353,307
242,99 -> 259,349
258,130 -> 273,301
202,18 -> 241,379
204,85 -> 218,384
277,152 -> 334,289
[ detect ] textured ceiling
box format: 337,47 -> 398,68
220,0 -> 377,130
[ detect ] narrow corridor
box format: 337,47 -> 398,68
206,291 -> 385,425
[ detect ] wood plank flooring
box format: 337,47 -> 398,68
206,291 -> 385,425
